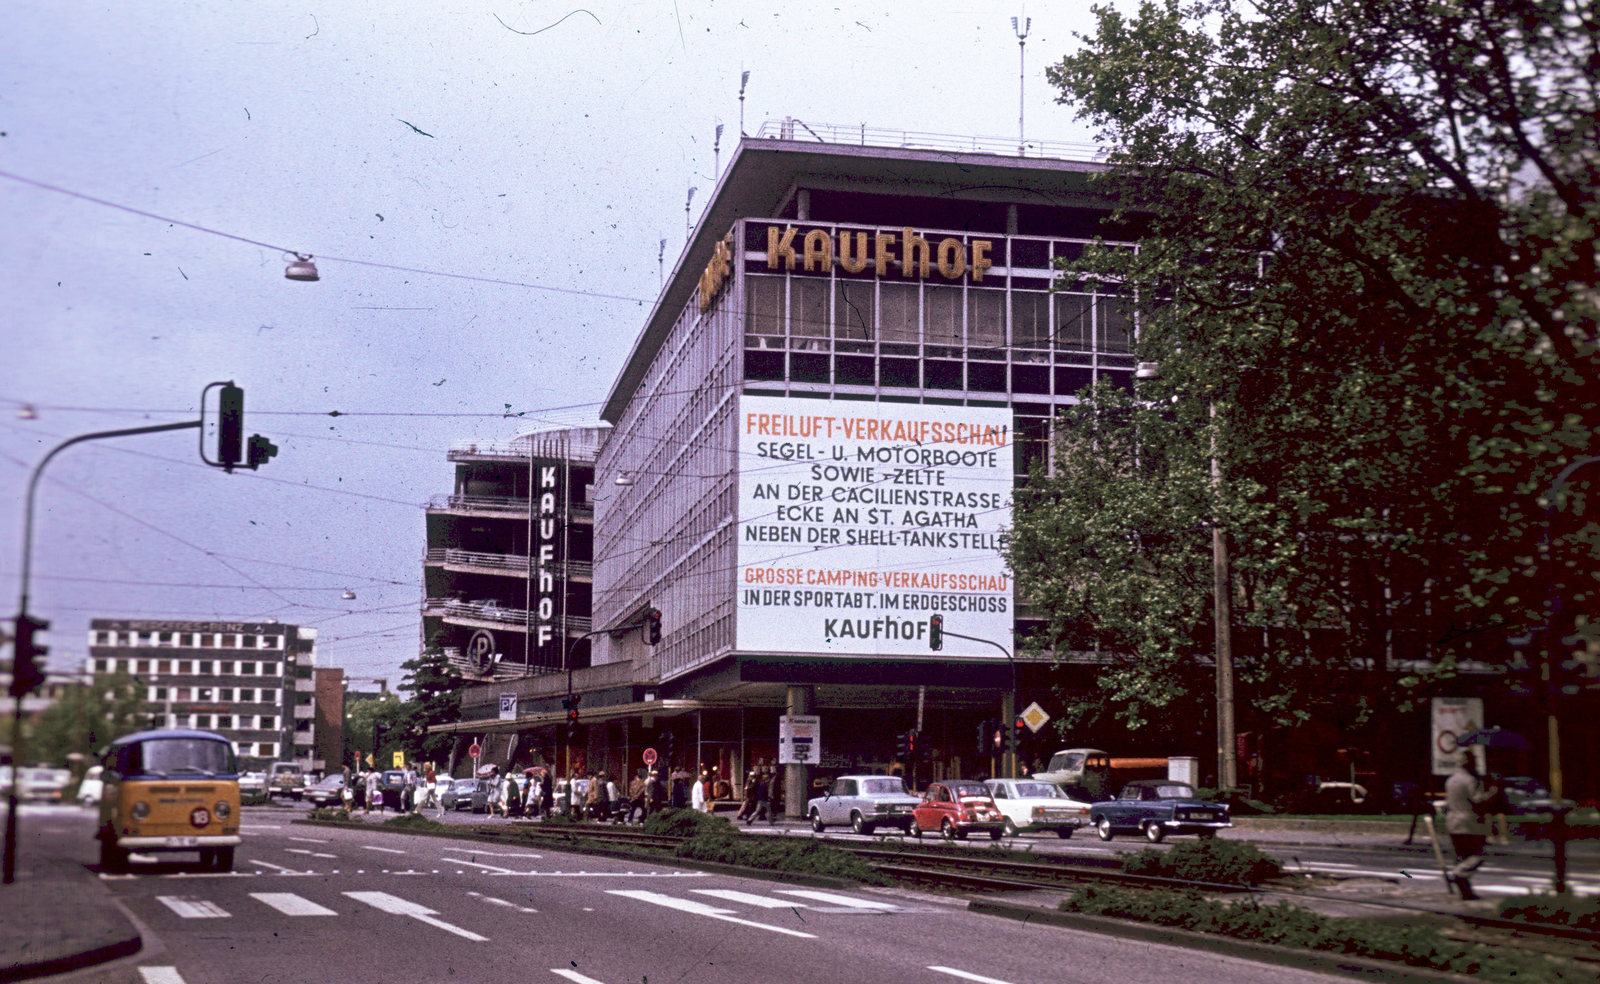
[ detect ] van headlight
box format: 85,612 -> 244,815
214,801 -> 231,819
130,801 -> 151,820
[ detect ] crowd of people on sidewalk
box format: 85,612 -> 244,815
331,761 -> 790,825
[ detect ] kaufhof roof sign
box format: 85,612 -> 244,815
736,394 -> 1012,657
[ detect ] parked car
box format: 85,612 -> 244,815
1032,748 -> 1112,797
552,778 -> 590,814
910,780 -> 1006,841
1089,779 -> 1232,843
807,775 -> 920,835
379,769 -> 410,811
984,778 -> 1091,837
304,775 -> 347,808
19,767 -> 72,803
443,777 -> 479,811
268,762 -> 306,801
77,765 -> 106,805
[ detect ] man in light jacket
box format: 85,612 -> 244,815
1444,752 -> 1499,900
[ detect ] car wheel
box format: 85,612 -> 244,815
1095,817 -> 1114,842
988,829 -> 1003,841
1003,818 -> 1018,837
198,848 -> 216,869
100,836 -> 128,873
1144,822 -> 1166,843
910,822 -> 922,839
1056,828 -> 1074,839
940,818 -> 957,841
810,809 -> 825,833
215,847 -> 234,872
850,813 -> 876,836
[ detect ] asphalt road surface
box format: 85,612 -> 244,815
28,803 -> 1373,984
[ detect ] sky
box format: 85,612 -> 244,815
0,1 -> 1102,685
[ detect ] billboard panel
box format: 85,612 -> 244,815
736,394 -> 1013,657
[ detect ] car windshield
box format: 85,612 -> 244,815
273,764 -> 303,775
1062,752 -> 1086,770
1012,782 -> 1064,799
122,737 -> 235,778
860,778 -> 907,796
950,783 -> 989,798
1156,784 -> 1196,799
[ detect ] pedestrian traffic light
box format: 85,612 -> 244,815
929,614 -> 943,651
991,723 -> 1005,755
643,608 -> 662,646
9,614 -> 48,698
218,383 -> 244,470
247,434 -> 278,470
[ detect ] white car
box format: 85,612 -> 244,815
77,765 -> 105,805
984,777 -> 1092,838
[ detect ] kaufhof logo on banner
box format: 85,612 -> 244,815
736,394 -> 1012,656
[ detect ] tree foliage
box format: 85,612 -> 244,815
397,632 -> 465,764
28,672 -> 146,767
1013,0 -> 1598,733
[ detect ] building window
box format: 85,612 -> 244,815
198,661 -> 213,675
258,742 -> 276,757
221,634 -> 236,648
217,661 -> 232,675
195,714 -> 211,729
261,636 -> 279,650
94,659 -> 109,673
119,632 -> 133,646
200,634 -> 214,647
238,688 -> 254,702
116,659 -> 130,673
198,688 -> 213,701
158,660 -> 172,674
242,635 -> 256,648
175,714 -> 191,728
151,686 -> 167,701
263,662 -> 278,677
136,660 -> 150,674
95,631 -> 111,645
176,687 -> 192,701
219,688 -> 234,701
217,715 -> 233,729
158,632 -> 172,645
180,634 -> 194,646
259,715 -> 277,730
239,662 -> 256,675
178,660 -> 193,674
138,632 -> 154,645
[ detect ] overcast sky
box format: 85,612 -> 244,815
0,2 -> 1101,685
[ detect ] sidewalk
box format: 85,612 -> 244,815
0,851 -> 140,981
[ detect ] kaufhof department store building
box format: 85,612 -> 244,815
446,124 -> 1140,811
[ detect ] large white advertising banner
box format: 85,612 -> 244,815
736,394 -> 1013,657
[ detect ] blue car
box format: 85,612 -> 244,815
1089,780 -> 1232,843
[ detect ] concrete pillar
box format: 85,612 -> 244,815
784,684 -> 815,817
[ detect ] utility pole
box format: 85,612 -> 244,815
1012,15 -> 1031,156
1212,403 -> 1237,791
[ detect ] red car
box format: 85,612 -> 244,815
911,781 -> 1006,840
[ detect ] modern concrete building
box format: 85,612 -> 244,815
87,619 -> 320,771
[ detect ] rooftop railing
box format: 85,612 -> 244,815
448,439 -> 602,462
751,118 -> 1106,162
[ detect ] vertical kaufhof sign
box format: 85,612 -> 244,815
736,394 -> 1013,656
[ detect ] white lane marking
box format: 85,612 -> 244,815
240,825 -> 281,830
551,971 -> 608,984
283,848 -> 336,858
607,890 -> 816,938
776,889 -> 898,909
156,896 -> 231,919
692,889 -> 809,909
251,892 -> 338,916
467,892 -> 540,914
344,891 -> 489,941
247,859 -> 294,871
139,968 -> 187,984
287,836 -> 329,844
929,967 -> 1021,984
441,848 -> 543,858
450,858 -> 518,874
361,845 -> 406,854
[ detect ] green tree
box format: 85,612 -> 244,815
398,633 -> 465,765
344,692 -> 407,769
29,672 -> 146,768
1015,0 -> 1598,736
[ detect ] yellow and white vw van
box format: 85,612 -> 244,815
97,729 -> 242,872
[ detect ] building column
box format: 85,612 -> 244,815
784,685 -> 814,818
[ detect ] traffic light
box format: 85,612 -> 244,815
991,722 -> 1005,756
896,731 -> 910,760
1009,716 -> 1025,756
929,614 -> 943,651
976,719 -> 995,758
643,608 -> 662,646
247,434 -> 278,469
372,721 -> 387,755
905,729 -> 918,760
218,383 -> 244,469
661,730 -> 676,769
9,614 -> 48,698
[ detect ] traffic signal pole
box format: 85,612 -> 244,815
936,627 -> 1019,778
6,419 -> 200,884
560,608 -> 660,816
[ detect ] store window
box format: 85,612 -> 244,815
834,280 -> 874,343
967,288 -> 1005,351
1055,294 -> 1092,351
1098,294 -> 1133,353
745,276 -> 783,343
924,284 -> 962,350
879,283 -> 918,345
1012,292 -> 1049,352
790,279 -> 828,348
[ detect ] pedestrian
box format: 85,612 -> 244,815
627,771 -> 648,824
748,770 -> 771,825
366,768 -> 383,814
769,767 -> 784,819
737,772 -> 757,821
647,769 -> 666,817
421,766 -> 440,816
541,770 -> 554,818
403,766 -> 418,814
691,770 -> 706,813
1445,752 -> 1499,900
492,770 -> 508,817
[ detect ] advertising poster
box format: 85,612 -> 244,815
736,394 -> 1013,657
778,714 -> 821,765
1430,696 -> 1485,775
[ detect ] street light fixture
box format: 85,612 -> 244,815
284,253 -> 320,281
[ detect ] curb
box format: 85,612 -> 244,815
291,819 -> 856,890
0,935 -> 142,984
967,900 -> 1479,984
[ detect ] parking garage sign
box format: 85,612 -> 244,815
736,394 -> 1012,657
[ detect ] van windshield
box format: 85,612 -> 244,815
118,738 -> 236,778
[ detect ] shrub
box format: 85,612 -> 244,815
1120,839 -> 1282,886
1062,886 -> 1583,983
674,833 -> 887,885
1499,894 -> 1600,932
643,808 -> 735,839
381,813 -> 446,831
309,807 -> 352,822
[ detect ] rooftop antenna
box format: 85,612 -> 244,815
713,122 -> 725,175
685,186 -> 698,240
738,70 -> 751,136
1012,14 -> 1032,156
658,238 -> 667,289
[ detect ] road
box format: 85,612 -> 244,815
26,803 -> 1372,984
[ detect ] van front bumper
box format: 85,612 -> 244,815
118,835 -> 242,849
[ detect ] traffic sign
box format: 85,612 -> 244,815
1020,701 -> 1050,734
642,747 -> 658,766
468,742 -> 482,759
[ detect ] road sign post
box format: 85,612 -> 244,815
642,747 -> 657,768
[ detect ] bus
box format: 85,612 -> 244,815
96,729 -> 242,872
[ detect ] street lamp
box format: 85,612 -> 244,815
1011,15 -> 1031,156
1134,362 -> 1237,791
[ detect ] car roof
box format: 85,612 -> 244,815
107,728 -> 232,747
834,774 -> 905,782
1126,778 -> 1187,787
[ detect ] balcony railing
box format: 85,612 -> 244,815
752,118 -> 1105,162
427,495 -> 595,520
448,438 -> 602,463
424,548 -> 593,580
423,598 -> 591,635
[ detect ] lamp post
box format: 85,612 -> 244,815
1011,15 -> 1031,156
1135,362 -> 1236,791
